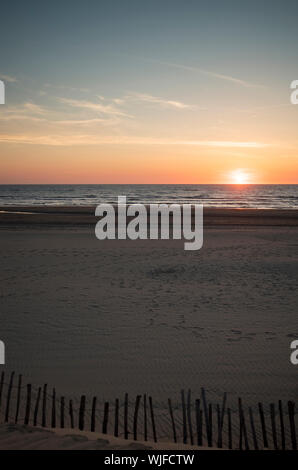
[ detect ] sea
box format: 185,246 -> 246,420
0,184 -> 297,208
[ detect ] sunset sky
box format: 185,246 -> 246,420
0,1 -> 298,183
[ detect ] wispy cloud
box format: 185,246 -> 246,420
44,83 -> 89,92
0,73 -> 18,83
0,102 -> 48,121
0,133 -> 269,147
59,98 -> 132,118
0,100 -> 122,127
55,118 -> 115,126
0,115 -> 45,122
147,59 -> 262,88
23,102 -> 47,114
125,92 -> 197,109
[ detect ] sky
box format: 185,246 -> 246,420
0,0 -> 298,184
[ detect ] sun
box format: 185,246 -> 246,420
229,169 -> 251,184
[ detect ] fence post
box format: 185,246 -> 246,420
124,393 -> 129,439
208,403 -> 213,447
102,401 -> 109,434
91,397 -> 97,432
42,384 -> 47,427
187,389 -> 194,445
33,387 -> 41,426
270,403 -> 278,450
51,388 -> 56,428
60,396 -> 65,428
133,395 -> 141,440
149,396 -> 157,442
181,389 -> 187,444
195,399 -> 202,446
228,408 -> 233,449
278,400 -> 285,451
218,392 -> 227,448
5,371 -> 14,422
168,398 -> 177,443
114,398 -> 119,437
216,404 -> 222,448
69,399 -> 74,428
79,395 -> 86,430
238,398 -> 249,450
258,402 -> 268,448
248,407 -> 258,450
24,384 -> 32,425
15,374 -> 22,424
288,401 -> 297,450
143,394 -> 148,441
201,387 -> 211,446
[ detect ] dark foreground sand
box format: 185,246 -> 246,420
0,424 -> 209,450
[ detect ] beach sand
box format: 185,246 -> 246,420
0,207 -> 297,446
0,424 -> 212,450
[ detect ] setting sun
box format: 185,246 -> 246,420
229,169 -> 251,185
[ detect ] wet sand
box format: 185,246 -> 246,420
0,205 -> 298,226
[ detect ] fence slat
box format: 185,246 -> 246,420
270,403 -> 278,450
124,393 -> 129,439
216,404 -> 221,448
288,401 -> 297,450
91,396 -> 97,432
42,384 -> 47,427
143,394 -> 148,441
149,396 -> 157,442
51,388 -> 56,428
278,400 -> 285,451
218,392 -> 227,448
33,387 -> 41,426
187,389 -> 194,445
201,387 -> 211,446
195,399 -> 202,446
114,398 -> 119,437
15,374 -> 22,424
60,396 -> 65,429
181,389 -> 187,444
208,403 -> 213,447
102,402 -> 109,434
5,371 -> 14,422
238,398 -> 249,450
258,402 -> 268,448
168,398 -> 177,443
249,407 -> 258,450
79,395 -> 86,431
69,399 -> 74,429
228,408 -> 233,449
24,384 -> 32,425
133,395 -> 141,440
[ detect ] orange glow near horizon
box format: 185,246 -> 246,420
228,169 -> 252,185
1,141 -> 298,184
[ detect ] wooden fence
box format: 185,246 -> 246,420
0,371 -> 296,450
